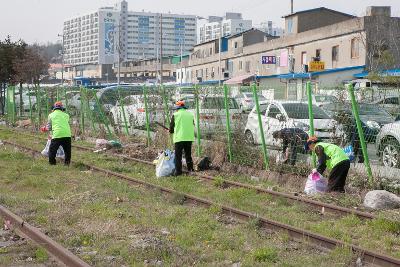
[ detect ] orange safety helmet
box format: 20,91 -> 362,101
175,100 -> 187,109
52,101 -> 64,110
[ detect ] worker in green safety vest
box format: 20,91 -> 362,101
43,101 -> 72,166
169,100 -> 195,176
306,136 -> 350,193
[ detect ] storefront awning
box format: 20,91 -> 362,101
224,74 -> 255,85
354,69 -> 400,78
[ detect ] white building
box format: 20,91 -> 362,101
258,21 -> 284,37
198,13 -> 252,44
62,0 -> 197,79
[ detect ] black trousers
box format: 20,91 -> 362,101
49,137 -> 71,165
328,160 -> 350,192
174,141 -> 194,175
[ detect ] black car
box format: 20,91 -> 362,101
321,103 -> 395,143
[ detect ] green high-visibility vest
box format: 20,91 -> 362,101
316,142 -> 349,170
173,109 -> 195,143
48,110 -> 71,139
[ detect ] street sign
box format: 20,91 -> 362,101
309,61 -> 325,72
261,56 -> 276,64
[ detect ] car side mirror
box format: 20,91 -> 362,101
276,114 -> 285,122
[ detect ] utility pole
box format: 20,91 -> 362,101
57,34 -> 65,86
116,24 -> 122,86
160,13 -> 163,85
291,0 -> 294,14
218,22 -> 222,86
180,41 -> 183,85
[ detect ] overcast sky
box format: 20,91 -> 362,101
1,0 -> 400,44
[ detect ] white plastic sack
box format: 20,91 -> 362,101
41,139 -> 65,159
155,149 -> 175,177
275,152 -> 286,164
304,171 -> 328,195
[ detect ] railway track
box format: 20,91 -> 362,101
0,127 -> 378,221
3,139 -> 400,267
0,204 -> 90,267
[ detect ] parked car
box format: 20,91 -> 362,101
371,96 -> 400,117
244,101 -> 336,146
95,85 -> 142,114
236,92 -> 267,112
321,103 -> 395,142
300,94 -> 339,107
15,91 -> 37,111
185,95 -> 242,136
110,95 -> 164,127
376,121 -> 400,168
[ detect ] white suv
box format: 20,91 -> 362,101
376,121 -> 400,168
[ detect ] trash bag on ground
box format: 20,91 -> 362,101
343,145 -> 355,162
41,139 -> 65,159
304,171 -> 327,195
155,149 -> 175,177
275,152 -> 286,164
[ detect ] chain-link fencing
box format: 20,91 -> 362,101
3,82 -> 400,192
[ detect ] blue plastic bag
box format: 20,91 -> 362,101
155,149 -> 175,177
343,145 -> 355,162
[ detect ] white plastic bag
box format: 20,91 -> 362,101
304,171 -> 327,195
41,139 -> 65,159
155,149 -> 175,177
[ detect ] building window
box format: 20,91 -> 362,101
301,52 -> 307,65
245,61 -> 251,73
234,42 -> 238,49
239,61 -> 243,70
351,38 -> 360,58
332,46 -> 339,62
287,18 -> 293,34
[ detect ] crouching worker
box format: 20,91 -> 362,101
272,128 -> 309,165
306,136 -> 350,193
169,100 -> 194,176
42,101 -> 72,166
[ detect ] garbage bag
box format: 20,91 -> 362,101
41,139 -> 65,159
304,171 -> 327,195
343,145 -> 355,162
155,149 -> 175,177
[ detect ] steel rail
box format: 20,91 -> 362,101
0,205 -> 90,267
0,128 -> 383,219
4,140 -> 400,267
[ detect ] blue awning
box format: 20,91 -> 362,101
354,69 -> 400,78
278,73 -> 311,79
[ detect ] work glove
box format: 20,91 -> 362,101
40,126 -> 48,133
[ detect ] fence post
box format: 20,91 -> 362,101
195,84 -> 201,157
223,84 -> 233,162
85,88 -> 97,133
93,89 -> 112,138
35,86 -> 41,125
44,88 -> 49,119
80,87 -> 85,135
252,83 -> 269,169
143,85 -> 151,146
348,83 -> 374,184
161,85 -> 170,128
28,87 -> 33,124
117,87 -> 129,135
63,87 -> 68,113
6,86 -> 16,125
306,81 -> 317,167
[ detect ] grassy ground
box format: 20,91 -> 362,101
1,126 -> 399,261
0,143 -> 363,266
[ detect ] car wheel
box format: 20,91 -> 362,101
245,130 -> 255,145
381,138 -> 400,168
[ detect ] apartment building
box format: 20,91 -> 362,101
62,0 -> 197,79
198,13 -> 252,44
183,7 -> 400,100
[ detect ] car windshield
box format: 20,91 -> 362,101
358,104 -> 392,117
202,97 -> 239,109
315,95 -> 338,103
282,103 -> 330,119
244,93 -> 266,101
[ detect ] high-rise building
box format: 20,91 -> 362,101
258,21 -> 284,37
62,0 -> 197,78
198,13 -> 252,44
